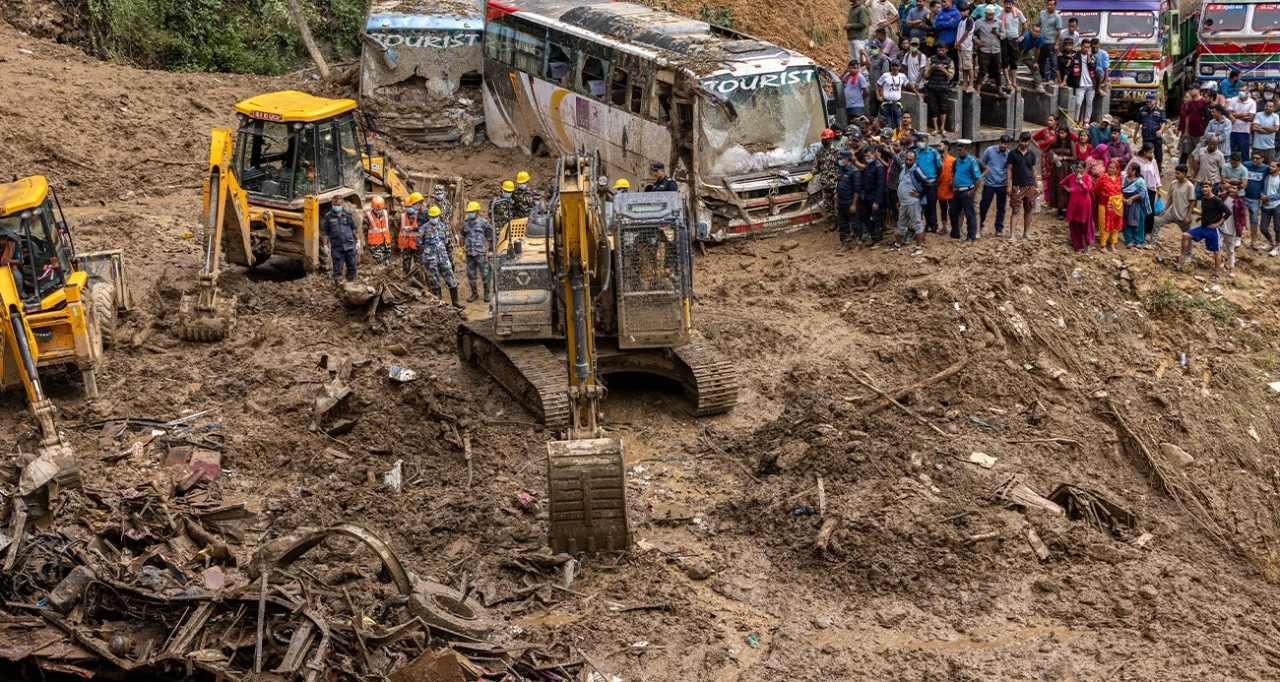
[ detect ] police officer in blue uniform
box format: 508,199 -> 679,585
646,161 -> 678,192
320,195 -> 359,284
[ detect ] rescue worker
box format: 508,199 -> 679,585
418,205 -> 464,308
458,201 -> 494,302
320,195 -> 358,284
364,196 -> 392,265
398,192 -> 424,274
429,185 -> 452,225
492,180 -> 517,232
647,161 -> 678,192
511,171 -> 535,218
813,128 -> 840,215
607,178 -> 631,225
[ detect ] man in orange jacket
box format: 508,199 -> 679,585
365,196 -> 393,265
935,139 -> 956,237
398,192 -> 424,274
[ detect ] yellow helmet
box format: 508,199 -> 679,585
407,192 -> 424,206
466,201 -> 482,212
501,180 -> 515,192
427,205 -> 442,217
516,171 -> 530,184
614,178 -> 631,190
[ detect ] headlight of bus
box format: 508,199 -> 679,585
1135,71 -> 1155,84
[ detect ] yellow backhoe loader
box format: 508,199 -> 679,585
181,90 -> 424,341
0,176 -> 130,484
458,153 -> 739,552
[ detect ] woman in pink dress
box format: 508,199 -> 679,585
1059,162 -> 1095,254
1083,144 -> 1108,179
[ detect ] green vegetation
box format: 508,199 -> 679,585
82,0 -> 367,74
699,6 -> 734,28
1144,277 -> 1237,325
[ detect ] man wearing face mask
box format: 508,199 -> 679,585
458,201 -> 494,303
364,196 -> 392,266
913,131 -> 942,233
320,195 -> 359,285
418,205 -> 465,308
492,180 -> 516,233
512,171 -> 535,217
399,192 -> 423,274
835,150 -> 861,247
867,41 -> 893,118
429,185 -> 451,225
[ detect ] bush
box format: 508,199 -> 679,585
82,0 -> 367,74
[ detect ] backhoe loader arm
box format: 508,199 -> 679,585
179,128 -> 247,341
0,266 -> 66,454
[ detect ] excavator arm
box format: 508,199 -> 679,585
545,153 -> 630,553
180,128 -> 249,341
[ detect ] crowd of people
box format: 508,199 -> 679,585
842,0 -> 1115,133
811,89 -> 1280,280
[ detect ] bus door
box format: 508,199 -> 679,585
818,68 -> 847,130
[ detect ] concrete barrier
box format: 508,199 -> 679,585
980,91 -> 1023,130
901,91 -> 928,133
961,91 -> 982,140
1022,85 -> 1059,126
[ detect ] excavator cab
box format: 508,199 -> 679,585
231,95 -> 366,206
0,176 -> 128,475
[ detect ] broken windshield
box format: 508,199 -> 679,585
698,66 -> 826,178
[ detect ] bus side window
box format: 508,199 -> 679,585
547,42 -> 572,85
629,79 -> 645,115
610,67 -> 629,106
512,27 -> 544,74
583,55 -> 608,99
654,80 -> 674,123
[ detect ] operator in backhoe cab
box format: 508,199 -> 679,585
418,205 -> 465,309
365,196 -> 392,266
512,171 -> 535,218
321,196 -> 359,285
647,162 -> 678,192
399,192 -> 423,274
459,201 -> 493,303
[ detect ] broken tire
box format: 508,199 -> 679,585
409,581 -> 492,640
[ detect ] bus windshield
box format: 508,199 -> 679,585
1107,11 -> 1156,38
1203,4 -> 1248,32
1067,12 -> 1101,37
1253,3 -> 1280,31
698,67 -> 826,177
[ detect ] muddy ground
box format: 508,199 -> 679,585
6,18 -> 1280,682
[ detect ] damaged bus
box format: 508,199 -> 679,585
481,0 -> 843,240
360,0 -> 487,145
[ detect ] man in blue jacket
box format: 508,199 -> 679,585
912,131 -> 943,233
320,196 -> 359,284
835,151 -> 861,248
856,147 -> 886,245
950,139 -> 982,242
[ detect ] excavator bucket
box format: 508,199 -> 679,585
178,288 -> 237,342
546,438 -> 630,553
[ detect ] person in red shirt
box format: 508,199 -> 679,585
1180,84 -> 1211,165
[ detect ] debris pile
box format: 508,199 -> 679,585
0,412 -> 585,681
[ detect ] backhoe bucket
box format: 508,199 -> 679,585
177,290 -> 237,342
546,438 -> 630,553
76,250 -> 132,311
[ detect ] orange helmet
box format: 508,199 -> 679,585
370,196 -> 385,209
820,128 -> 837,140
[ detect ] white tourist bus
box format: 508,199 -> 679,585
481,0 -> 844,240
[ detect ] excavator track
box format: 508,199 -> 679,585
672,343 -> 739,417
457,320 -> 570,430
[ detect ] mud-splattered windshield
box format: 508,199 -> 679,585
698,66 -> 826,177
1107,11 -> 1156,38
1063,11 -> 1101,37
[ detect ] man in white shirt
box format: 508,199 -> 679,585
955,11 -> 976,91
872,0 -> 900,40
973,5 -> 1003,92
1074,44 -> 1094,127
877,60 -> 909,129
1228,88 -> 1257,160
903,37 -> 929,91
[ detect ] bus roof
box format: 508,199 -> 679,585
1057,0 -> 1161,10
491,0 -> 811,75
368,0 -> 483,28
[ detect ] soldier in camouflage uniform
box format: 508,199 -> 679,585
491,180 -> 516,234
511,171 -> 535,219
812,128 -> 840,215
417,205 -> 464,309
428,185 -> 452,226
458,201 -> 494,303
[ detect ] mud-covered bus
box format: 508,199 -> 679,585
1057,0 -> 1194,109
1193,2 -> 1280,92
481,0 -> 844,240
360,0 -> 486,145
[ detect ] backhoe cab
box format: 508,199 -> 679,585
0,175 -> 129,477
182,90 -> 417,341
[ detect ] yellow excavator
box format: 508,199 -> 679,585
458,153 -> 738,552
181,90 -> 425,341
0,175 -> 129,478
